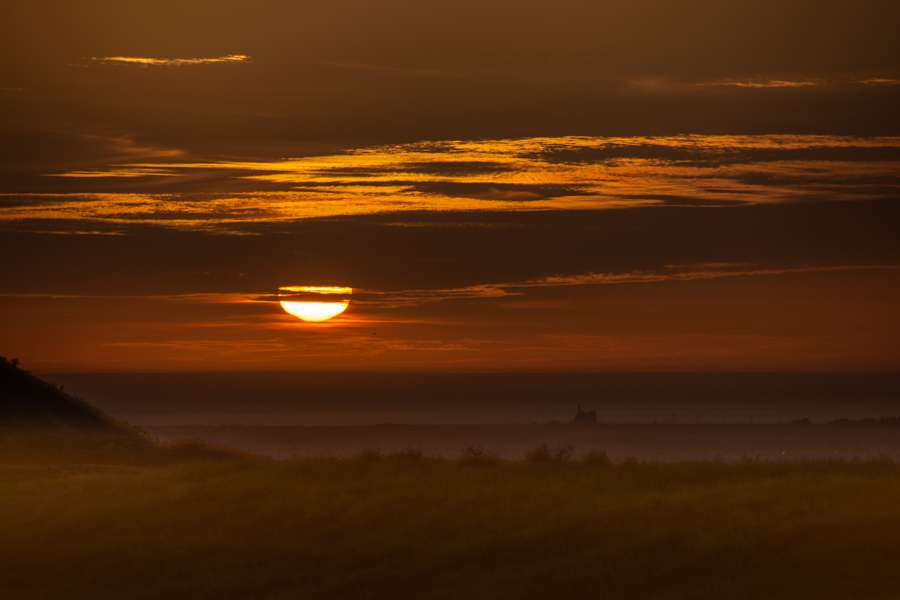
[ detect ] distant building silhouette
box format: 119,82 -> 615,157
572,404 -> 597,426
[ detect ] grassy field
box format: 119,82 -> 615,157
3,449 -> 900,599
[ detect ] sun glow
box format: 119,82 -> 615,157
280,286 -> 353,295
278,285 -> 352,322
280,300 -> 350,322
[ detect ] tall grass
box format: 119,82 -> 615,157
3,449 -> 900,599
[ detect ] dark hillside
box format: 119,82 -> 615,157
0,356 -> 116,430
0,357 -> 244,464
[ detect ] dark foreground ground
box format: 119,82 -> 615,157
3,449 -> 900,600
151,423 -> 900,461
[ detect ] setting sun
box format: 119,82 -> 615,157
280,300 -> 349,322
278,286 -> 352,322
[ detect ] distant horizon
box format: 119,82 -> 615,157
40,368 -> 900,376
47,371 -> 900,429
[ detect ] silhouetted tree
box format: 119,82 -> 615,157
572,404 -> 598,425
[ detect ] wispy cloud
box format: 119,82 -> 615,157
19,229 -> 125,237
50,167 -> 178,179
9,263 -> 891,308
81,134 -> 187,160
273,264 -> 900,308
860,78 -> 900,86
91,54 -> 251,67
696,79 -> 819,89
456,264 -> 898,303
528,264 -> 898,289
627,78 -> 821,93
632,76 -> 900,93
6,134 -> 899,233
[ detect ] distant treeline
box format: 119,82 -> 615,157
792,417 -> 900,427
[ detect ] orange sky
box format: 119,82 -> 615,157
1,1 -> 899,372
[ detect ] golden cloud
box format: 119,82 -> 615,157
91,54 -> 251,67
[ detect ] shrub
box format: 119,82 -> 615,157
163,440 -> 247,462
526,444 -> 575,464
459,446 -> 498,466
356,448 -> 383,462
581,450 -> 613,466
390,447 -> 425,462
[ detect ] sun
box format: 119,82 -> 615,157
280,300 -> 350,323
278,286 -> 352,323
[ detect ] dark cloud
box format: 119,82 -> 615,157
3,199 -> 898,297
305,161 -> 513,178
530,142 -> 900,166
613,195 -> 747,207
395,161 -> 514,176
404,182 -> 587,201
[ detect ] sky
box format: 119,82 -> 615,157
1,0 -> 899,372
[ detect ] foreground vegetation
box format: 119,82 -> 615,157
3,449 -> 900,600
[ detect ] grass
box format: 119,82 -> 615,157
3,449 -> 900,599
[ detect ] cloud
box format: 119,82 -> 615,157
861,78 -> 900,86
528,264 -> 899,288
91,54 -> 251,67
90,135 -> 186,159
251,264 -> 900,309
626,78 -> 820,93
50,167 -> 178,179
695,79 -> 819,89
5,134 -> 899,233
630,76 -> 900,93
18,229 -> 125,236
15,263 -> 879,312
22,264 -> 892,307
406,182 -> 587,201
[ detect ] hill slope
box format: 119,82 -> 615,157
0,356 -> 116,430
